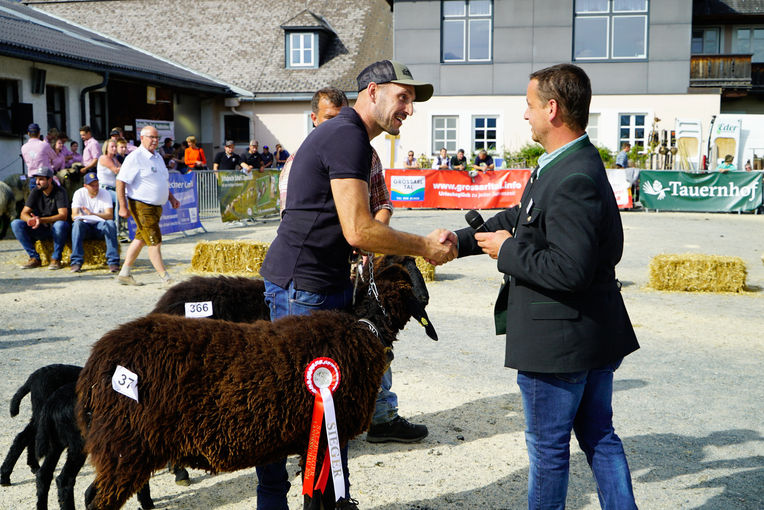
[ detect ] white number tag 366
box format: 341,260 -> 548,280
185,301 -> 213,318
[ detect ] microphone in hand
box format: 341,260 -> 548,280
465,209 -> 488,232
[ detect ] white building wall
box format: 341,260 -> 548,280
370,93 -> 722,168
0,56 -> 103,180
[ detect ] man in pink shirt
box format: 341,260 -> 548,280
21,123 -> 56,190
79,125 -> 101,174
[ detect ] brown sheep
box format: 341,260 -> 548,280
77,259 -> 436,510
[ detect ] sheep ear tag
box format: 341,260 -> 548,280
303,358 -> 345,501
408,296 -> 438,341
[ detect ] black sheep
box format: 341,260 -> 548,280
1,364 -> 81,486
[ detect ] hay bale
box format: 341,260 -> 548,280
190,240 -> 270,275
648,253 -> 746,292
35,239 -> 117,268
414,256 -> 436,282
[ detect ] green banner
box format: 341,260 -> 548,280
640,171 -> 763,212
217,170 -> 280,222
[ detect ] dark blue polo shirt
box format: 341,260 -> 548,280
260,107 -> 371,293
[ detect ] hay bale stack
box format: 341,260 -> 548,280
414,256 -> 436,282
191,240 -> 269,275
649,253 -> 747,292
35,240 -> 117,268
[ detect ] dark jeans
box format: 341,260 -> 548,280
11,219 -> 70,261
256,279 -> 353,510
517,360 -> 637,510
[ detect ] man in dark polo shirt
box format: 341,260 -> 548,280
240,139 -> 263,174
213,140 -> 242,175
11,166 -> 70,270
258,60 -> 457,510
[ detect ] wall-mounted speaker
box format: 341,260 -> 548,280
31,68 -> 46,95
11,102 -> 33,135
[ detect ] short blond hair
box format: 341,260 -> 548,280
186,135 -> 197,144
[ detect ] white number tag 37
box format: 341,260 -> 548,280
112,365 -> 139,402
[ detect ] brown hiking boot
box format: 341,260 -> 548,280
20,257 -> 41,269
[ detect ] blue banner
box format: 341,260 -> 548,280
128,172 -> 203,237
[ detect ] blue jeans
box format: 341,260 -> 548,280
11,219 -> 70,261
517,360 -> 637,510
371,367 -> 398,425
257,279 -> 354,509
70,220 -> 119,266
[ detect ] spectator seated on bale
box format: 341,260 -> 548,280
10,167 -> 70,270
70,172 -> 120,274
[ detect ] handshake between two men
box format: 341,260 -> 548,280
425,210 -> 512,265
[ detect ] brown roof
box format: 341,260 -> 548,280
28,0 -> 393,96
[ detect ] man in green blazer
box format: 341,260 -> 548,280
452,64 -> 639,509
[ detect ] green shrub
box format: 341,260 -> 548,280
597,145 -> 614,167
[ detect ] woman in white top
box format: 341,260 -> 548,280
97,139 -> 121,219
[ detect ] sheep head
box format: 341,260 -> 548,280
353,255 -> 438,342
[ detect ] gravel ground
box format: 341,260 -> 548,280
0,209 -> 762,510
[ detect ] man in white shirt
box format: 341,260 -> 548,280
115,125 -> 179,286
70,172 -> 120,273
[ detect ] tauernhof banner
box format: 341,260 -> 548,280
127,171 -> 202,237
217,170 -> 280,222
384,169 -> 531,209
640,170 -> 763,212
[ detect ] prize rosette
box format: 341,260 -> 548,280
303,357 -> 344,500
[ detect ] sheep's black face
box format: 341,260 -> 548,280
354,257 -> 438,341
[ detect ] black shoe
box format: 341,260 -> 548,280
366,416 -> 428,443
335,497 -> 360,509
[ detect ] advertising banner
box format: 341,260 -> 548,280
384,169 -> 531,209
217,169 -> 280,222
640,171 -> 763,212
128,171 -> 202,237
606,169 -> 634,209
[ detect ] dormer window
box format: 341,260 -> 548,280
282,9 -> 337,70
288,32 -> 317,68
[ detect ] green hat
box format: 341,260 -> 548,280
356,60 -> 433,102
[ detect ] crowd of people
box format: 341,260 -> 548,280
402,147 -> 496,172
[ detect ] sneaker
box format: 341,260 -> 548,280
20,258 -> 41,269
108,264 -> 120,273
70,264 -> 82,273
117,275 -> 144,286
335,498 -> 360,509
366,416 -> 428,443
48,259 -> 61,270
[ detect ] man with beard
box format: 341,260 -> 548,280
258,60 -> 457,510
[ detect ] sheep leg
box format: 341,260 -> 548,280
88,467 -> 153,510
55,448 -> 86,510
35,445 -> 63,510
0,421 -> 37,485
136,482 -> 154,510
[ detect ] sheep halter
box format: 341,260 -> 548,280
303,357 -> 345,500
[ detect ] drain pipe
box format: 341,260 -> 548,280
80,72 -> 109,128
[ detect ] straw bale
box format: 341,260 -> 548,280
414,256 -> 436,282
648,253 -> 746,292
35,240 -> 117,268
190,240 -> 270,275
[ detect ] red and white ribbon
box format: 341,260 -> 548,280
303,357 -> 344,500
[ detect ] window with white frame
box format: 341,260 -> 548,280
619,113 -> 646,149
442,0 -> 492,63
732,27 -> 764,62
691,27 -> 720,54
432,116 -> 458,154
473,116 -> 497,152
586,113 -> 600,146
573,0 -> 648,60
287,32 -> 316,68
